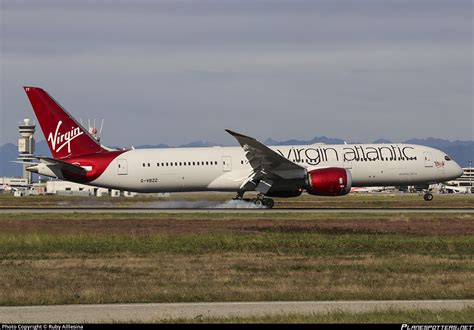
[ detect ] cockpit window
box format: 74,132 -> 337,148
444,155 -> 451,161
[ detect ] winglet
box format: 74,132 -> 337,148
225,129 -> 255,140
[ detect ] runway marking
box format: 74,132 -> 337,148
0,207 -> 473,214
1,300 -> 472,323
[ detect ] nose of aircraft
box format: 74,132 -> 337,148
452,161 -> 463,178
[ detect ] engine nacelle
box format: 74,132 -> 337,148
306,167 -> 352,196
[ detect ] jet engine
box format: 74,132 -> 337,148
306,167 -> 352,196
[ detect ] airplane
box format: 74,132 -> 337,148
23,86 -> 463,207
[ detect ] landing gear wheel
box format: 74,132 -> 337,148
423,193 -> 433,201
263,198 -> 274,209
252,197 -> 274,208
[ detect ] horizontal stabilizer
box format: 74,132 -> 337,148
25,157 -> 86,179
36,156 -> 86,173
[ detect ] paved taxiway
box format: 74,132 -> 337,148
0,207 -> 473,213
1,300 -> 472,323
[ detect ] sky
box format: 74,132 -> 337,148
1,0 -> 472,148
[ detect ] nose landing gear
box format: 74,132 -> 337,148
423,192 -> 434,201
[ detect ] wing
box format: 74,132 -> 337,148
226,129 -> 306,193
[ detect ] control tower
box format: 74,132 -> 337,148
18,118 -> 36,184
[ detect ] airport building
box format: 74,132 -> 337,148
442,167 -> 473,194
17,118 -> 36,185
44,180 -> 137,197
0,177 -> 29,187
1,178 -> 139,197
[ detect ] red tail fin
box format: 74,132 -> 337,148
24,87 -> 104,159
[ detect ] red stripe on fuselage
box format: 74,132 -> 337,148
60,150 -> 126,183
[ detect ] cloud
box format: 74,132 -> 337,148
1,0 -> 472,145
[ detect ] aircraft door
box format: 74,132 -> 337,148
222,156 -> 232,172
423,152 -> 433,168
117,159 -> 128,175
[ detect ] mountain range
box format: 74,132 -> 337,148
1,137 -> 472,177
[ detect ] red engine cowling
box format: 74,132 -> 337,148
306,167 -> 352,196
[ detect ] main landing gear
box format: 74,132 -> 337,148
423,192 -> 434,201
254,194 -> 275,208
233,192 -> 275,208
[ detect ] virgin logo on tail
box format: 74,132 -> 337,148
47,121 -> 84,153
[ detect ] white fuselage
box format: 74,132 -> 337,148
89,143 -> 463,193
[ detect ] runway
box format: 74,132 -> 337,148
0,207 -> 473,213
1,300 -> 472,323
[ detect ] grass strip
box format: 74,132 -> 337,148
155,308 -> 474,324
1,232 -> 472,257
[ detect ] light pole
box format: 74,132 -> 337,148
470,160 -> 472,194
